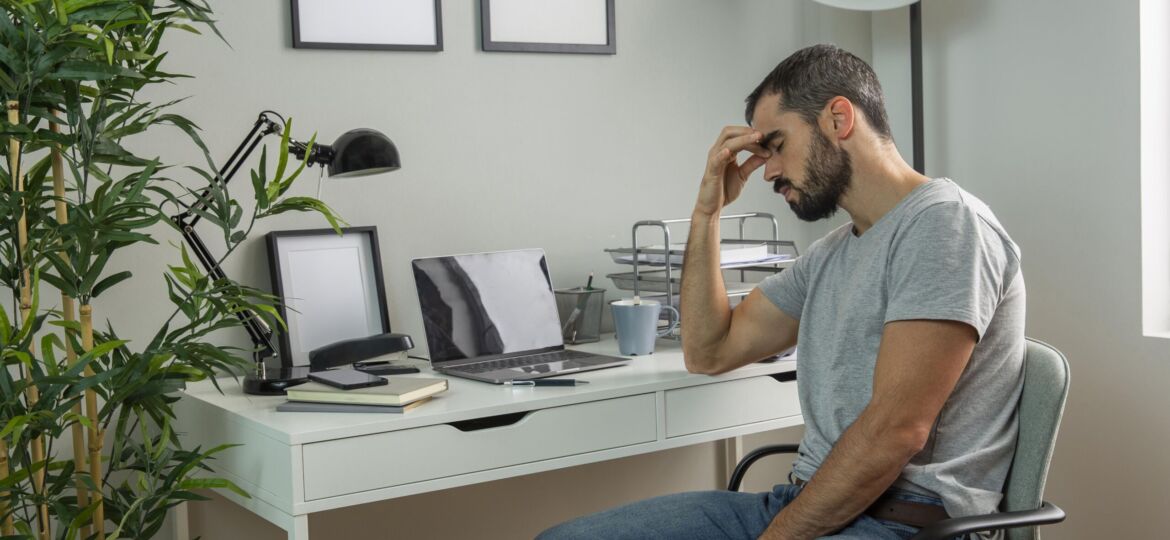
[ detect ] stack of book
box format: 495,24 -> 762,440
277,376 -> 448,413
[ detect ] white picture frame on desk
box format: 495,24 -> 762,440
266,227 -> 392,367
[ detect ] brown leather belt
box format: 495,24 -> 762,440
792,478 -> 950,528
863,494 -> 950,528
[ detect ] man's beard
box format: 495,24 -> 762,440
774,130 -> 852,222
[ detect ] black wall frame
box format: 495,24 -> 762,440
291,0 -> 443,52
481,0 -> 615,54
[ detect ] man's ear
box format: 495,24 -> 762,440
820,96 -> 855,142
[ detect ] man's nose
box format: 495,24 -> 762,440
763,160 -> 781,182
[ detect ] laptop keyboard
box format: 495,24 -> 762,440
460,350 -> 594,373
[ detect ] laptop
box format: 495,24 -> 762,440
411,249 -> 628,383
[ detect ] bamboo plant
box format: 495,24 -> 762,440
0,1 -> 342,538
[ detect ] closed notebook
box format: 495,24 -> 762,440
276,397 -> 433,414
285,377 -> 448,406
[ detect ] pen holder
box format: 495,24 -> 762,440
554,287 -> 606,344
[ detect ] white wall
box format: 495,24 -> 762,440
871,8 -> 913,165
870,0 -> 1163,537
112,1 -> 871,538
116,0 -> 868,355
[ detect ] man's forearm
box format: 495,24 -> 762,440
760,413 -> 923,539
680,210 -> 731,372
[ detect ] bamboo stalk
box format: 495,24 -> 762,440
1,99 -> 16,540
0,438 -> 11,536
51,113 -> 90,540
9,100 -> 50,540
80,305 -> 104,539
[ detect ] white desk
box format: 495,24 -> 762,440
174,337 -> 801,540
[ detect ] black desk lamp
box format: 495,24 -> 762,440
171,110 -> 400,395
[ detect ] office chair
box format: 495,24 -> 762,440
727,338 -> 1070,540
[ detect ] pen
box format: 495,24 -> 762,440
505,379 -> 590,386
562,307 -> 583,336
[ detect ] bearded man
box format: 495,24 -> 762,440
540,44 -> 1024,540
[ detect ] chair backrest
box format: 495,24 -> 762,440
1002,338 -> 1070,540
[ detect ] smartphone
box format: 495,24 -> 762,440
308,369 -> 389,390
355,363 -> 421,376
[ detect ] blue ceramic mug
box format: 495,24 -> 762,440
611,298 -> 680,356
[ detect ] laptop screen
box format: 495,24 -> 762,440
412,249 -> 564,364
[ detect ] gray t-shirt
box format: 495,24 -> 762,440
758,178 -> 1025,520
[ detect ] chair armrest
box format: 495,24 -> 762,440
909,501 -> 1066,540
727,444 -> 800,491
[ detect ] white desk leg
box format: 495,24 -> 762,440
288,515 -> 309,540
717,436 -> 744,488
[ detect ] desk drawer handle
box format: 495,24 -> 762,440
448,411 -> 530,432
771,371 -> 797,383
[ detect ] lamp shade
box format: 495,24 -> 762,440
327,128 -> 401,178
811,0 -> 917,10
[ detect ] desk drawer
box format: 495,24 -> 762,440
302,393 -> 657,500
665,375 -> 799,438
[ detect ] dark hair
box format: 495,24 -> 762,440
745,44 -> 892,139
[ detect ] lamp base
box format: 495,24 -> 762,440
243,365 -> 311,395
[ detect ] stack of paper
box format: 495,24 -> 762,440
278,377 -> 448,413
614,242 -> 777,266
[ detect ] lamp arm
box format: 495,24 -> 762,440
288,138 -> 334,167
170,111 -> 286,361
177,219 -> 277,358
175,111 -> 283,228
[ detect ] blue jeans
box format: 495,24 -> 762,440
537,484 -> 942,539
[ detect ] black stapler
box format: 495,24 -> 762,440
308,333 -> 419,375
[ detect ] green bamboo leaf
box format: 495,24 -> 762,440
64,412 -> 94,431
0,304 -> 10,344
127,158 -> 159,200
228,202 -> 242,229
48,319 -> 82,333
250,167 -> 268,210
79,248 -> 112,296
278,134 -> 316,195
156,113 -> 210,162
40,334 -> 60,375
256,144 -> 268,187
180,242 -> 200,277
53,0 -> 70,22
274,117 -> 291,183
0,415 -> 30,440
91,270 -> 132,297
51,59 -> 143,80
0,64 -> 16,93
165,275 -> 196,321
105,17 -> 151,32
176,477 -> 249,499
248,303 -> 285,331
76,339 -> 128,364
265,196 -> 347,233
170,23 -> 202,35
70,23 -> 100,35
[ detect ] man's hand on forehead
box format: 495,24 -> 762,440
711,126 -> 771,162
